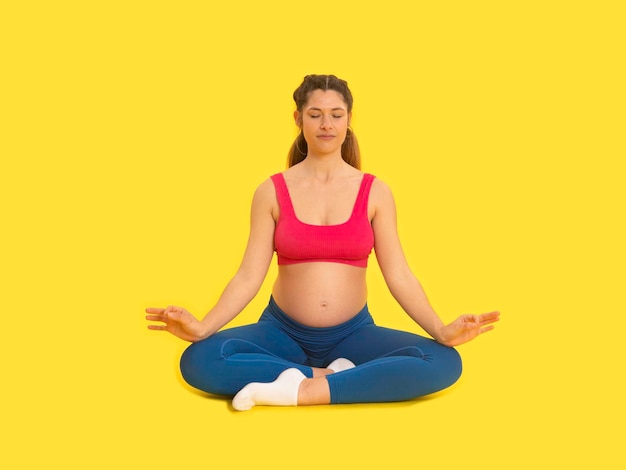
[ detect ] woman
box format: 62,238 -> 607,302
145,74 -> 500,411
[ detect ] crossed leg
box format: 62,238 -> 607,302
180,321 -> 461,410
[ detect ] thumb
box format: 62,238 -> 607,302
164,306 -> 181,319
167,309 -> 183,319
460,318 -> 478,329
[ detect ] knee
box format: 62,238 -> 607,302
438,346 -> 463,387
179,340 -> 222,394
400,341 -> 463,387
179,342 -> 203,388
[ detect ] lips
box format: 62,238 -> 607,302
317,135 -> 335,140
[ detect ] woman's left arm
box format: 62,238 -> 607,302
370,179 -> 499,346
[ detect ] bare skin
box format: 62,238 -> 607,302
145,89 -> 500,406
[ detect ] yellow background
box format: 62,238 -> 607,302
1,1 -> 624,468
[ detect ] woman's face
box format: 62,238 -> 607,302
296,89 -> 351,157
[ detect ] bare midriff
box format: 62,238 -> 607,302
271,262 -> 368,327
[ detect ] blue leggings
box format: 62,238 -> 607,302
180,297 -> 462,404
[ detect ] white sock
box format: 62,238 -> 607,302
232,368 -> 306,411
327,357 -> 356,373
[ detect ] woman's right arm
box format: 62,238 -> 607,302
145,178 -> 277,341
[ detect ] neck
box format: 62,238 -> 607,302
299,153 -> 349,181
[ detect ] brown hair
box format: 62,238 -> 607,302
287,74 -> 361,169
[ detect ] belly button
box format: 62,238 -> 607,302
320,301 -> 328,308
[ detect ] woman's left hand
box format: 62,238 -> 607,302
436,311 -> 500,347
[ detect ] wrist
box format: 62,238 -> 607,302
197,315 -> 217,340
432,324 -> 450,346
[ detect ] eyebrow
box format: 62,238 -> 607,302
306,107 -> 346,112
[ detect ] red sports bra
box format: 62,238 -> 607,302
271,173 -> 375,267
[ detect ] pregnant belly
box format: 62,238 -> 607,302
271,262 -> 368,327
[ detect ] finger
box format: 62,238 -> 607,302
479,325 -> 495,334
479,311 -> 499,318
145,308 -> 165,314
479,312 -> 500,323
481,317 -> 500,327
147,324 -> 167,331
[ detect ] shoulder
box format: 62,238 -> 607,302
369,176 -> 395,205
367,176 -> 397,226
251,177 -> 279,207
250,176 -> 282,220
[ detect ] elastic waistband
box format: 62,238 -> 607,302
259,296 -> 374,361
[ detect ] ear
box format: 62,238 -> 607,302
348,111 -> 352,127
294,110 -> 302,128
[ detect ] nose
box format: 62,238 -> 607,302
320,116 -> 333,129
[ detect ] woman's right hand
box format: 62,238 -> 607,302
145,306 -> 208,342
